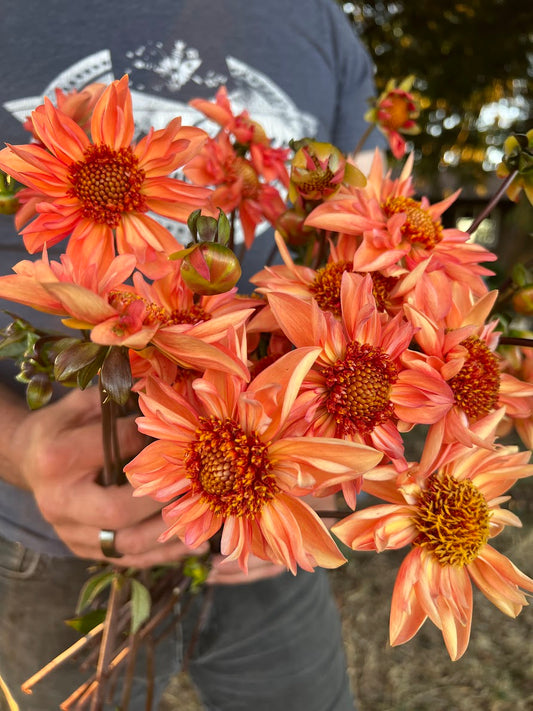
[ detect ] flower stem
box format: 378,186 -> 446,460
21,623 -> 105,695
467,170 -> 518,235
352,124 -> 376,157
90,574 -> 125,710
499,336 -> 533,348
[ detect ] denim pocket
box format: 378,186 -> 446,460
0,536 -> 40,580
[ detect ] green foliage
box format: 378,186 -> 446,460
129,578 -> 152,635
338,1 -> 532,188
76,569 -> 117,615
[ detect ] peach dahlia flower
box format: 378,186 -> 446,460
125,348 -> 382,573
333,413 -> 533,660
0,76 -> 210,276
305,152 -> 496,319
266,273 -> 452,504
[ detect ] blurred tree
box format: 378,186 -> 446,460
339,0 -> 532,193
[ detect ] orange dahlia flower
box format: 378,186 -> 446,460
365,76 -> 421,159
125,348 -> 382,573
404,290 -> 533,470
184,131 -> 285,248
333,413 -> 533,660
0,251 -> 252,378
190,85 -> 290,187
251,231 -> 404,317
305,152 -> 496,319
0,76 -> 210,277
266,273 -> 452,504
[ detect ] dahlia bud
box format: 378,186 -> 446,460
172,208 -> 241,294
0,170 -> 20,215
496,130 -> 533,204
276,207 -> 319,247
512,285 -> 533,315
178,242 -> 241,295
288,139 -> 365,203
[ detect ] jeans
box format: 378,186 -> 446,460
0,535 -> 355,711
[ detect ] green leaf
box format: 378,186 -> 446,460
182,556 -> 209,593
511,262 -> 531,288
65,609 -> 107,635
76,569 -> 117,615
129,578 -> 151,635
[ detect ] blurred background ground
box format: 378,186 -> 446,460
159,476 -> 533,711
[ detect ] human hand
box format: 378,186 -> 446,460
207,553 -> 285,585
10,386 -> 206,567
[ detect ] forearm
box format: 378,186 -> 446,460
0,384 -> 31,489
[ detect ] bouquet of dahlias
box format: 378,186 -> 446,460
0,74 -> 532,709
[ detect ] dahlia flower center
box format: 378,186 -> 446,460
369,272 -> 399,312
69,144 -> 147,227
384,196 -> 442,249
449,335 -> 500,420
380,95 -> 410,130
231,157 -> 260,199
310,261 -> 352,316
322,341 -> 398,436
185,416 -> 278,517
108,290 -> 168,326
413,472 -> 490,567
310,263 -> 398,316
168,305 -> 212,325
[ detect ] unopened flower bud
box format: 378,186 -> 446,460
513,285 -> 533,315
496,130 -> 533,204
276,207 -> 318,247
178,242 -> 241,295
187,207 -> 231,245
0,171 -> 20,215
289,140 -> 365,203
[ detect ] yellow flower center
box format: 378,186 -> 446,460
185,416 -> 278,517
380,95 -> 411,131
311,263 -> 399,317
311,261 -> 352,316
384,196 -> 443,249
298,166 -> 335,196
322,342 -> 398,436
229,157 -> 260,199
108,290 -> 168,326
369,272 -> 399,313
168,305 -> 212,325
413,472 -> 490,567
108,292 -> 212,327
69,144 -> 147,227
449,336 -> 500,420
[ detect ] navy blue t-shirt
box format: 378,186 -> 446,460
0,0 -> 385,554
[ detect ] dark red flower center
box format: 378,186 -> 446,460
69,144 -> 147,227
449,335 -> 500,420
322,342 -> 398,436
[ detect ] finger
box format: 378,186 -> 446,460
46,386 -> 103,430
59,416 -> 146,474
55,479 -> 165,528
56,516 -> 208,568
207,554 -> 285,585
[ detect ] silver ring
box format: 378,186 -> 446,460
99,529 -> 123,559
